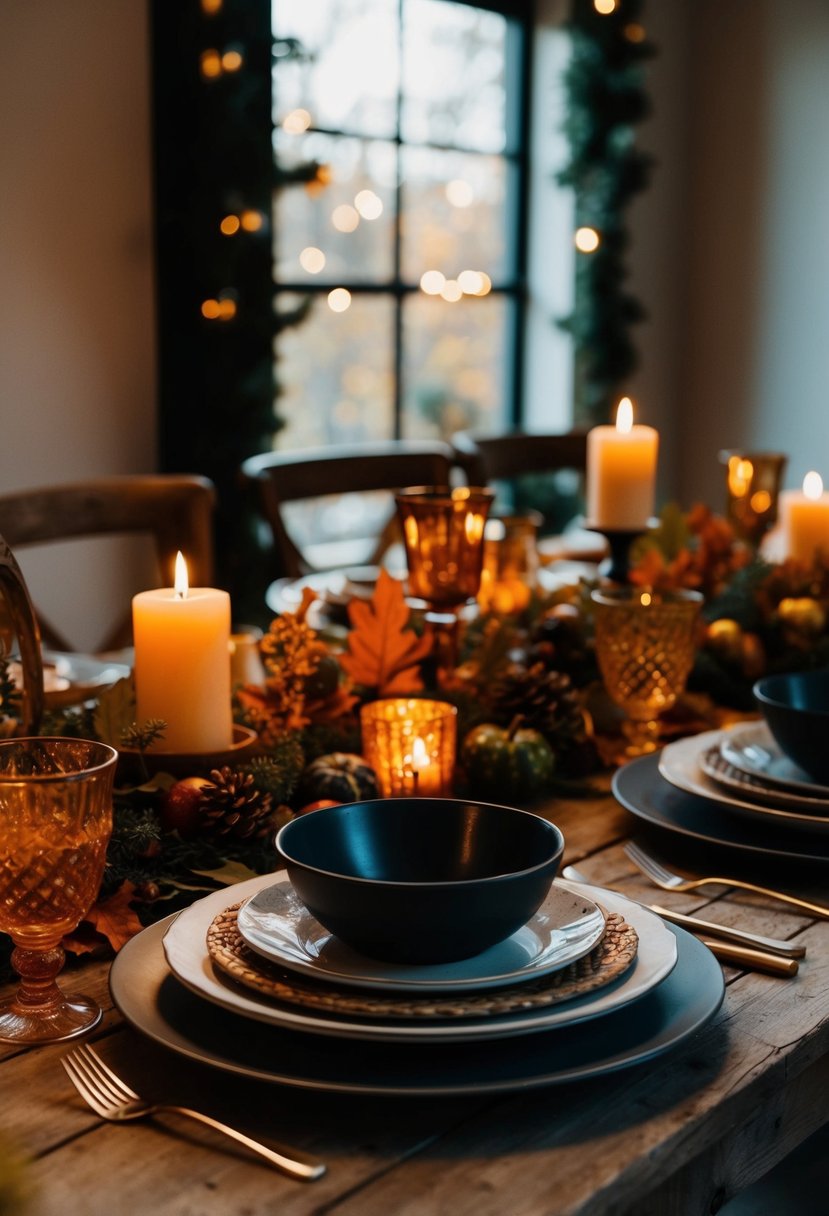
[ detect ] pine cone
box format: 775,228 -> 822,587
197,766 -> 276,840
488,662 -> 585,745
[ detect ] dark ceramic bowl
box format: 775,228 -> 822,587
274,798 -> 565,964
754,670 -> 829,782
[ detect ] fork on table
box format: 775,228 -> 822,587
61,1042 -> 326,1181
624,840 -> 829,920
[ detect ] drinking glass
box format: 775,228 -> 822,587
0,737 -> 118,1043
591,588 -> 703,758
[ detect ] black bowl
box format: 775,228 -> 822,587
754,670 -> 829,782
274,798 -> 565,964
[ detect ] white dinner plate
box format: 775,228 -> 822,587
236,878 -> 606,994
658,730 -> 829,834
161,874 -> 677,1044
701,745 -> 829,814
111,916 -> 722,1096
720,722 -> 829,797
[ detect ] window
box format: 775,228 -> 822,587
270,0 -> 530,450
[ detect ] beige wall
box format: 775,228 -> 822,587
1,0 -> 156,650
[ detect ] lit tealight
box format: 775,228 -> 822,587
327,288 -> 352,313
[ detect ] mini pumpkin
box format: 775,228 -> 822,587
461,718 -> 555,803
295,752 -> 380,806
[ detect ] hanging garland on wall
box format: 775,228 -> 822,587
557,0 -> 656,425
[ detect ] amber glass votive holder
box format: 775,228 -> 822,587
478,511 -> 543,614
360,698 -> 458,797
720,450 -> 787,544
591,588 -> 703,759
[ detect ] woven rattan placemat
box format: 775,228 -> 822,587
205,903 -> 638,1020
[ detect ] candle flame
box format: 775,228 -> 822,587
803,471 -> 824,501
411,736 -> 430,771
615,397 -> 634,434
174,551 -> 189,599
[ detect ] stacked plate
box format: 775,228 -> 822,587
613,723 -> 829,863
109,872 -> 724,1096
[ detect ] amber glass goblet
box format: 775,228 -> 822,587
0,737 -> 118,1044
591,588 -> 703,758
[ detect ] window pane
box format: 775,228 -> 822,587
274,132 -> 396,282
402,292 -> 512,440
401,0 -> 509,153
276,293 -> 395,448
401,145 -> 514,284
272,0 -> 399,139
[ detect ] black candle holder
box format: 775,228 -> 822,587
585,520 -> 658,585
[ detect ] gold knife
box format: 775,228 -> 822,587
702,939 -> 799,977
649,904 -> 806,959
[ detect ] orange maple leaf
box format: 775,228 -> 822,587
340,569 -> 432,695
63,880 -> 144,956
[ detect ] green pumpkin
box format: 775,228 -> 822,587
296,752 -> 380,805
461,720 -> 554,803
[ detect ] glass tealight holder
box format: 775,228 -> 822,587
360,698 -> 458,797
720,450 -> 787,545
478,511 -> 543,615
591,588 -> 703,759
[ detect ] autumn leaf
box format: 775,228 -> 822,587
64,880 -> 144,956
340,569 -> 432,695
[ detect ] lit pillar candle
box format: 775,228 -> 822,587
586,397 -> 659,530
132,552 -> 233,753
779,472 -> 829,563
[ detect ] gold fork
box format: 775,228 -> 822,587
62,1042 -> 326,1181
624,841 -> 829,920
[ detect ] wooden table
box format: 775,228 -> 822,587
4,781 -> 829,1216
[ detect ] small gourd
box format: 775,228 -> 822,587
461,717 -> 554,802
296,752 -> 380,805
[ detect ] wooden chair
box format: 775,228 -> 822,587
450,429 -> 589,486
0,474 -> 216,652
450,429 -> 589,530
240,440 -> 459,581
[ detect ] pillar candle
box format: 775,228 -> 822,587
132,553 -> 233,753
779,472 -> 829,564
586,397 -> 659,530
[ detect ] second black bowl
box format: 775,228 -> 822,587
274,798 -> 565,964
754,669 -> 829,782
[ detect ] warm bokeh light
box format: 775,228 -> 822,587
240,210 -> 264,232
327,288 -> 352,313
440,279 -> 463,303
221,49 -> 243,72
299,246 -> 326,274
332,204 -> 360,233
575,226 -> 600,253
750,490 -> 772,514
420,270 -> 446,295
283,108 -> 312,134
615,396 -> 634,433
201,299 -> 221,320
625,22 -> 647,42
220,215 -> 240,236
473,271 -> 492,296
354,190 -> 383,220
594,0 -> 617,12
803,471 -> 824,500
458,269 -> 484,295
446,179 -> 474,208
200,50 -> 222,79
727,456 -> 754,497
200,0 -> 222,12
217,298 -> 237,320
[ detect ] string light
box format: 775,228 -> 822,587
575,226 -> 600,253
332,204 -> 359,233
327,288 -> 352,313
201,296 -> 237,321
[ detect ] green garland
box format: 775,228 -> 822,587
557,0 -> 656,424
